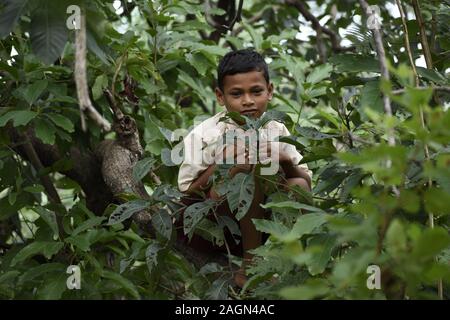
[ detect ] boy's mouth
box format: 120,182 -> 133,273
240,109 -> 258,116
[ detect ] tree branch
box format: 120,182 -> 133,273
411,0 -> 433,69
359,0 -> 394,144
286,0 -> 355,54
74,11 -> 111,132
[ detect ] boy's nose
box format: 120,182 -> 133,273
242,94 -> 255,106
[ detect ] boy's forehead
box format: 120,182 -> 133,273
222,70 -> 268,89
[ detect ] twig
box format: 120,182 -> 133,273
411,0 -> 433,69
396,0 -> 419,86
285,0 -> 355,53
391,86 -> 450,95
231,11 -> 265,36
22,137 -> 65,240
359,0 -> 395,147
74,11 -> 111,132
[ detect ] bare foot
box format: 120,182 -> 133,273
233,268 -> 248,288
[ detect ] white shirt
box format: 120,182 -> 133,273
178,111 -> 312,192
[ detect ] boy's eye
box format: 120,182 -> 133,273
252,89 -> 263,95
230,92 -> 241,97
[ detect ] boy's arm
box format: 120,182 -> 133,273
186,144 -> 253,195
279,158 -> 312,190
185,164 -> 216,195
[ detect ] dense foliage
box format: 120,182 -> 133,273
0,0 -> 449,299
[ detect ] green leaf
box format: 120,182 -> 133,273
34,118 -> 56,145
183,199 -> 215,237
0,110 -> 38,127
72,216 -> 105,236
45,113 -> 75,133
11,241 -> 64,266
36,273 -> 67,300
30,3 -> 68,64
107,200 -> 150,225
416,67 -> 447,85
413,227 -> 450,260
92,74 -> 108,100
360,80 -> 383,113
23,80 -> 48,105
296,126 -> 336,140
282,213 -> 328,242
306,234 -> 336,275
152,209 -> 172,240
227,173 -> 255,220
424,187 -> 450,216
329,54 -> 379,73
385,219 -> 407,256
243,23 -> 262,51
24,185 -> 45,193
132,157 -> 156,182
279,278 -> 329,299
0,0 -> 28,38
194,219 -> 225,246
252,219 -> 290,239
186,52 -> 210,76
18,263 -> 65,285
146,241 -> 163,274
261,201 -> 326,214
101,270 -> 140,299
204,275 -> 229,300
34,206 -> 59,238
66,234 -> 91,252
306,64 -> 333,84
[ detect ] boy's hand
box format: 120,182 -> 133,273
219,143 -> 253,176
259,141 -> 292,166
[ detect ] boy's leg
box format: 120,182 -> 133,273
283,177 -> 310,191
208,174 -> 267,288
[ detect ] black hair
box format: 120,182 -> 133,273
217,49 -> 269,91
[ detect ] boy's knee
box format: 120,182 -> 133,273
284,177 -> 310,192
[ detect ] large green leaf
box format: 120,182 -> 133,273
23,80 -> 48,105
306,234 -> 337,275
261,201 -> 326,214
146,241 -> 163,274
0,110 -> 37,127
152,209 -> 172,240
45,113 -> 75,133
34,206 -> 59,238
329,54 -> 379,73
34,118 -> 56,145
204,275 -> 229,300
101,270 -> 140,299
132,157 -> 156,182
11,241 -> 64,266
72,216 -> 106,236
30,3 -> 68,64
107,200 -> 150,225
36,273 -> 67,300
183,199 -> 215,237
252,219 -> 290,239
306,63 -> 333,84
227,173 -> 255,220
0,0 -> 28,38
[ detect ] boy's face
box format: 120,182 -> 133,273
215,70 -> 273,119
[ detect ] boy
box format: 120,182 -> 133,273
178,49 -> 312,288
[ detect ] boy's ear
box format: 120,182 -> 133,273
215,87 -> 225,106
267,82 -> 274,101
